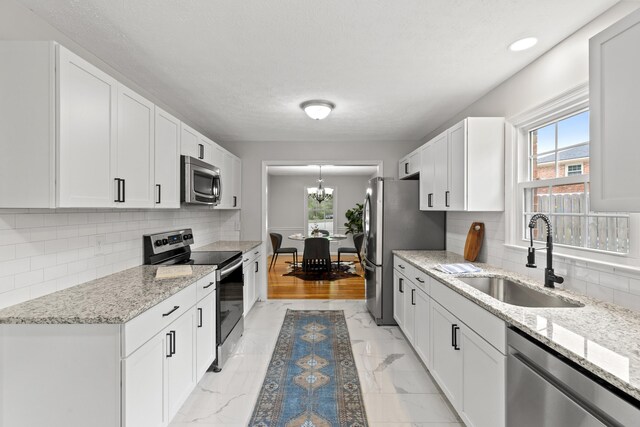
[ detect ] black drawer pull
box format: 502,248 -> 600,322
197,308 -> 203,328
452,324 -> 460,350
162,305 -> 180,317
203,281 -> 215,289
411,288 -> 415,305
399,277 -> 404,293
398,264 -> 405,269
415,277 -> 425,283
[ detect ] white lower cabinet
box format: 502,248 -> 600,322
392,256 -> 506,427
196,291 -> 217,381
242,246 -> 263,316
166,309 -> 196,420
124,329 -> 167,427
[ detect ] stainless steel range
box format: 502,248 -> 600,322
143,228 -> 244,371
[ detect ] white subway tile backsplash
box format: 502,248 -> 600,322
598,271 -> 630,292
0,207 -> 239,310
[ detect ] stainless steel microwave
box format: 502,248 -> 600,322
181,156 -> 221,205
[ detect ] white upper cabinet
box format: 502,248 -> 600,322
0,42 -> 56,208
116,85 -> 155,208
208,140 -> 225,169
57,45 -> 118,208
154,107 -> 181,209
180,123 -> 203,160
590,9 -> 640,212
419,117 -> 504,212
399,149 -> 421,179
232,155 -> 242,209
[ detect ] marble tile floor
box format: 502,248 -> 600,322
170,299 -> 464,427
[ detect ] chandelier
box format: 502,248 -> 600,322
309,165 -> 333,203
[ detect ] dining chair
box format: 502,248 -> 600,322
269,233 -> 298,270
337,232 -> 364,267
302,237 -> 331,273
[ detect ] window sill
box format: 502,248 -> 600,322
503,243 -> 640,275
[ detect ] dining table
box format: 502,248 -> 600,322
288,233 -> 348,242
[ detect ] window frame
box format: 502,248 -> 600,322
506,84 -> 638,262
303,185 -> 337,236
565,163 -> 583,177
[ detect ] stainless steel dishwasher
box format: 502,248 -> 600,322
507,328 -> 640,426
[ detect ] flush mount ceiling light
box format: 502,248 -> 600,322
301,100 -> 335,120
509,37 -> 538,52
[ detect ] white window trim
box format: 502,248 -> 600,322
505,83 -> 640,266
303,185 -> 337,235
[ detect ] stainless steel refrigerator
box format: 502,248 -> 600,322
362,178 -> 446,325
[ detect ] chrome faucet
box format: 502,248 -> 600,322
526,213 -> 564,288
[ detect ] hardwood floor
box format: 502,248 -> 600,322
267,254 -> 365,299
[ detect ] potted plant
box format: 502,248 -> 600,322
344,203 -> 363,235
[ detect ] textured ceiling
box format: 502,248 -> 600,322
268,165 -> 378,176
18,0 -> 618,143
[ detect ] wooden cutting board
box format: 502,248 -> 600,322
464,222 -> 484,262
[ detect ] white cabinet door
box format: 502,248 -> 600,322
460,326 -> 506,427
420,142 -> 435,210
399,155 -> 410,179
180,123 -> 202,159
57,46 -> 117,208
393,270 -> 405,329
403,280 -> 416,344
196,292 -> 216,381
208,139 -> 225,169
232,155 -> 242,208
413,288 -> 431,368
166,308 -> 196,421
218,151 -> 234,208
432,133 -> 448,210
154,107 -> 181,209
116,85 -> 155,208
431,302 -> 462,408
447,120 -> 466,211
123,331 -> 166,427
590,9 -> 640,212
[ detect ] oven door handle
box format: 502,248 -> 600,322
217,258 -> 243,280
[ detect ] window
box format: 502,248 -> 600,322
520,109 -> 630,254
305,187 -> 336,235
566,164 -> 583,176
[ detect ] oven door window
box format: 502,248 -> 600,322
218,265 -> 243,344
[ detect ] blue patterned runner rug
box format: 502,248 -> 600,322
249,310 -> 368,427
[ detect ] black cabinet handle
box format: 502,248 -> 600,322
198,144 -> 204,159
255,261 -> 259,273
452,324 -> 460,350
166,332 -> 173,358
156,184 -> 161,204
197,308 -> 203,328
170,330 -> 176,355
428,193 -> 433,208
121,179 -> 125,203
114,178 -> 121,202
398,264 -> 405,270
404,162 -> 409,174
162,305 -> 180,317
415,277 -> 425,283
233,196 -> 237,207
203,281 -> 215,289
411,288 -> 415,305
399,277 -> 404,293
445,191 -> 450,208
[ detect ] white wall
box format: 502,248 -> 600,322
0,0 -> 234,154
424,1 -> 640,312
267,174 -> 368,253
226,140 -> 417,241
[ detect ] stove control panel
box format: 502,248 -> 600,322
144,229 -> 195,255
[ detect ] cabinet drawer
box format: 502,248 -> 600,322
123,284 -> 197,357
430,278 -> 505,353
196,271 -> 216,302
412,268 -> 430,294
394,256 -> 413,277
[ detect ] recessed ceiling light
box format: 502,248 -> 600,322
301,100 -> 335,120
509,37 -> 538,52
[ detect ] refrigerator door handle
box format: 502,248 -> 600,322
362,258 -> 376,272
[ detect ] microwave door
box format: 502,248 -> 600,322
190,165 -> 219,205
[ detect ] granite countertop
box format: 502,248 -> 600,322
0,265 -> 216,325
195,240 -> 262,253
394,250 -> 640,401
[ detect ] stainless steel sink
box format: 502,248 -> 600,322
458,277 -> 583,308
